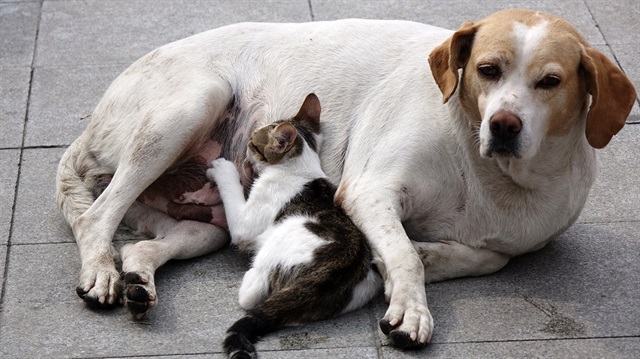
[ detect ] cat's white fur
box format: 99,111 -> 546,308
208,140 -> 323,252
207,139 -> 381,313
236,215 -> 328,309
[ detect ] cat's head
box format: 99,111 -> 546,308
247,93 -> 322,173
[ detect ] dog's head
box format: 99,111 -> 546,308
429,9 -> 636,159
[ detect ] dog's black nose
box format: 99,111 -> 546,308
489,111 -> 522,140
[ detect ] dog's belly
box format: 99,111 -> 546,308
136,125 -> 255,229
83,19 -> 454,229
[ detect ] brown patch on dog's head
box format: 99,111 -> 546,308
429,9 -> 636,149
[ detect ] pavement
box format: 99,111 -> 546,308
1,0 -> 639,358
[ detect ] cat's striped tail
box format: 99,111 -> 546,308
223,309 -> 281,359
223,285 -> 337,358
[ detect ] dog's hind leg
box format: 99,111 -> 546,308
119,201 -> 228,319
71,78 -> 234,309
412,240 -> 510,283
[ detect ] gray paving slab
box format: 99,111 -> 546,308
0,149 -> 19,246
0,2 -> 39,67
108,348 -> 380,359
383,337 -> 640,358
373,222 -> 640,344
0,241 -> 378,358
11,147 -> 73,244
257,307 -> 376,352
579,123 -> 640,223
0,67 -> 30,148
36,0 -> 312,67
585,0 -> 640,46
25,64 -> 125,147
628,104 -> 640,123
0,244 -> 6,297
0,243 -> 246,357
261,347 -> 379,358
111,356 -> 225,359
311,0 -> 605,45
3,1 -> 639,359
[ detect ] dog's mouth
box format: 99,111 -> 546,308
485,140 -> 521,159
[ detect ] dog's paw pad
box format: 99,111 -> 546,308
127,300 -> 151,319
388,330 -> 427,349
124,272 -> 148,284
121,271 -> 156,319
126,284 -> 152,302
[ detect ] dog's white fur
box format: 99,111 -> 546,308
56,9 -> 636,346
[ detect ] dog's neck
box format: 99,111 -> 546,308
494,157 -> 551,189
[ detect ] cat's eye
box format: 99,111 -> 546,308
248,142 -> 265,161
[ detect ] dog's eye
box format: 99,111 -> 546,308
478,64 -> 501,79
536,75 -> 561,89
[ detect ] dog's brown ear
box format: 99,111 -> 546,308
429,20 -> 478,103
581,46 -> 637,148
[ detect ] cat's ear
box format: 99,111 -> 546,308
294,93 -> 321,133
272,123 -> 298,154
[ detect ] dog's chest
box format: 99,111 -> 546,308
404,168 -> 592,256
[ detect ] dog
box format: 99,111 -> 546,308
56,9 -> 636,348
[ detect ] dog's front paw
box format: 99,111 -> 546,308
76,258 -> 122,309
121,271 -> 157,320
379,288 -> 434,349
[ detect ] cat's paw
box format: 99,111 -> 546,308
207,158 -> 240,183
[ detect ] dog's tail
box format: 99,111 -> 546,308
55,137 -> 110,226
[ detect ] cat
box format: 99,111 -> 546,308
207,93 -> 383,359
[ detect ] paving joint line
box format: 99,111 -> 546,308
0,0 -> 44,337
307,0 -> 315,21
75,344 -> 380,358
0,144 -> 70,151
577,219 -> 640,225
366,302 -> 385,359
417,334 -> 640,346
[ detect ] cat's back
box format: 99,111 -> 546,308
277,178 -> 370,252
275,178 -> 337,220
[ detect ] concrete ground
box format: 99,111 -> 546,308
1,0 -> 639,358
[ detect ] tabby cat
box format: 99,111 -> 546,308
207,93 -> 382,358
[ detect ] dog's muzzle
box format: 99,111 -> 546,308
487,111 -> 522,157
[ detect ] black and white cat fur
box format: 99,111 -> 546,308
207,94 -> 382,359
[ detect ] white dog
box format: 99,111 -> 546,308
56,9 -> 636,348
